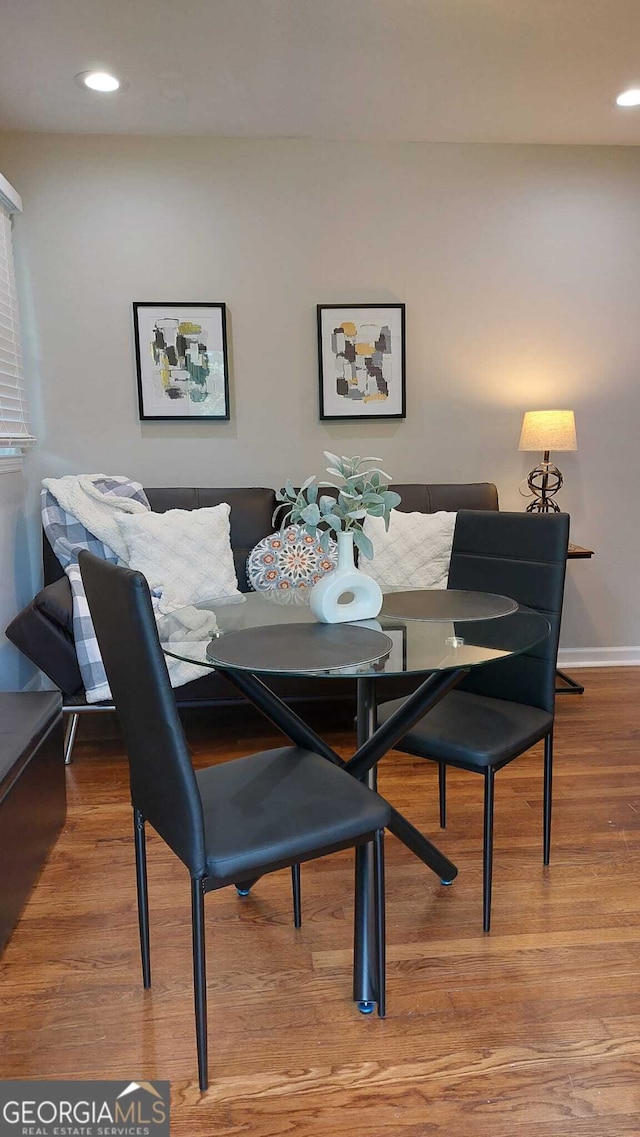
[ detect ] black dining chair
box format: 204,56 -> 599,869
377,510 -> 569,932
78,551 -> 390,1091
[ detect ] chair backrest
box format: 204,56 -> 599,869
79,551 -> 206,875
447,511 -> 569,713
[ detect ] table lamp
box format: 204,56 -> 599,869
518,409 -> 577,512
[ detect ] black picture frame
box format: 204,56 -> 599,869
317,303 -> 406,420
133,301 -> 230,421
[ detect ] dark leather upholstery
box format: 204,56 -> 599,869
393,483 -> 499,514
384,509 -> 570,715
79,551 -> 390,880
80,553 -> 207,870
376,510 -> 569,929
8,482 -> 499,706
78,550 -> 389,1087
197,748 -> 389,885
447,509 -> 568,715
389,690 -> 552,771
6,599 -> 83,696
34,577 -> 74,631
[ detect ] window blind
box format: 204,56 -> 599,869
0,200 -> 35,452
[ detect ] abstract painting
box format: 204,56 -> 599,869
133,302 -> 230,420
317,304 -> 406,420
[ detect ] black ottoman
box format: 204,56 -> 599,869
0,692 -> 65,954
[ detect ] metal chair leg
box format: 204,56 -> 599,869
133,808 -> 151,988
191,878 -> 208,1092
438,762 -> 447,828
543,731 -> 553,865
483,768 -> 495,933
373,829 -> 386,1018
235,877 -> 258,897
291,864 -> 302,928
64,712 -> 80,765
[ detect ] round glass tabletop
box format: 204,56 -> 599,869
158,588 -> 550,680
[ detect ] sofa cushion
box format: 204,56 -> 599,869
34,578 -> 74,633
115,504 -> 240,612
144,487 -> 277,593
360,509 -> 457,589
393,483 -> 498,513
6,597 -> 84,695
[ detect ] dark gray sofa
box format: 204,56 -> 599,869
6,482 -> 499,762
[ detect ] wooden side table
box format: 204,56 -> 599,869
556,543 -> 594,695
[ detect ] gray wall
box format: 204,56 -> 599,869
0,132 -> 639,668
0,467 -> 39,688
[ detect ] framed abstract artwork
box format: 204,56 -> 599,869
133,302 -> 230,421
317,303 -> 406,420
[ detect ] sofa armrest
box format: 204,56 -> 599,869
5,583 -> 83,696
33,577 -> 74,634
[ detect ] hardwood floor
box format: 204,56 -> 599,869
2,668 -> 640,1135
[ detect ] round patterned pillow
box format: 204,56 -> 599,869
247,525 -> 337,592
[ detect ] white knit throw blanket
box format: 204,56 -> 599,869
43,473 -> 217,701
42,474 -> 149,562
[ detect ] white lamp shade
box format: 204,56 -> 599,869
518,410 -> 577,452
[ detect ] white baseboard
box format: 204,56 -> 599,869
557,647 -> 640,669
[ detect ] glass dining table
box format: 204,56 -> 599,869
159,587 -> 550,1015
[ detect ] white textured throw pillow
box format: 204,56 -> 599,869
115,504 -> 240,614
359,509 -> 457,590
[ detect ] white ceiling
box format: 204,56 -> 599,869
2,0 -> 640,144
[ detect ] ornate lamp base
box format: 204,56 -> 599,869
525,456 -> 563,513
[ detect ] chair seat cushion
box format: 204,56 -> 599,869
378,689 -> 553,770
196,746 -> 390,885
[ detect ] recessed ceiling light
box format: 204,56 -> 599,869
616,88 -> 640,107
74,70 -> 127,93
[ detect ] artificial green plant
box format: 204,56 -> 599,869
274,453 -> 401,560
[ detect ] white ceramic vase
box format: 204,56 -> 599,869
309,530 -> 382,624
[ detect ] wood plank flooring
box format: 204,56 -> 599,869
2,668 -> 640,1135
